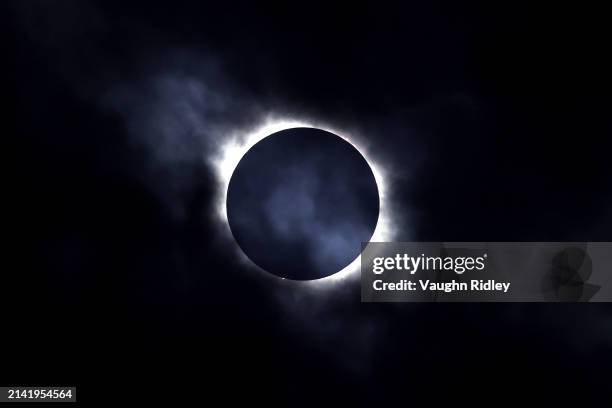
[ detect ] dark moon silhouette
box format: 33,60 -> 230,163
226,127 -> 380,280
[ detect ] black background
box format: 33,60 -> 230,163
7,0 -> 612,404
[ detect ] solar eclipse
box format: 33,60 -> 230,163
213,120 -> 394,282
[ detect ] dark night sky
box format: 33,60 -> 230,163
7,0 -> 612,404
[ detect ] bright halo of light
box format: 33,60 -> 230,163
209,116 -> 395,285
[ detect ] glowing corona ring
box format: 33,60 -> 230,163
210,118 -> 395,283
